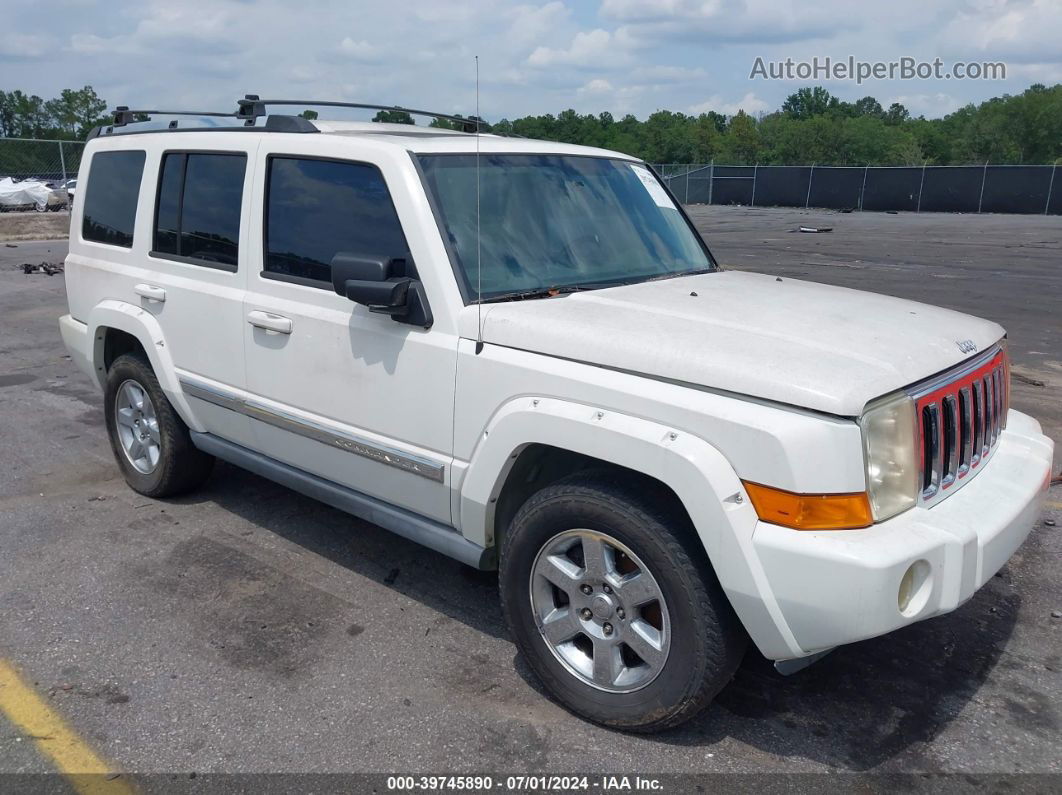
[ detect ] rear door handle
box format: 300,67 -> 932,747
247,310 -> 293,335
134,283 -> 166,302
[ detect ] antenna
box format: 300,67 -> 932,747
474,55 -> 484,354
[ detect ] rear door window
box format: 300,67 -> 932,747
82,150 -> 146,248
153,152 -> 247,269
263,156 -> 408,287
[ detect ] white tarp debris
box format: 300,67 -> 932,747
0,178 -> 53,210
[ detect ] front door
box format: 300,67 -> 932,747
240,147 -> 456,524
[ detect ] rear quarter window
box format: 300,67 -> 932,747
82,150 -> 146,248
153,152 -> 247,269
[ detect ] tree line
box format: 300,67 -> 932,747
408,83 -> 1062,166
0,86 -> 109,140
3,83 -> 1060,166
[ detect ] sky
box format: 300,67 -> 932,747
2,0 -> 1060,123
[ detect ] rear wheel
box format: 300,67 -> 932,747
500,473 -> 747,732
104,353 -> 214,497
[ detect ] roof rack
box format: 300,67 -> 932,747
89,95 -> 488,139
235,96 -> 488,132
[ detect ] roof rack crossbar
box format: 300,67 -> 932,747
111,106 -> 238,127
235,96 -> 487,132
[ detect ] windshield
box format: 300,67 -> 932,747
418,154 -> 714,301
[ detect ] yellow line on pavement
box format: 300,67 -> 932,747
0,659 -> 134,795
1046,500 -> 1062,510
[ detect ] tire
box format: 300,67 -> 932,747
104,353 -> 214,497
500,472 -> 747,732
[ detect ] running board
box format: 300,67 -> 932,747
190,432 -> 494,570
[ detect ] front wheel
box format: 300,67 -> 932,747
500,473 -> 747,732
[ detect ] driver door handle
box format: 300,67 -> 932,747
247,310 -> 293,335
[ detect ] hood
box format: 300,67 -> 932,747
478,270 -> 1004,416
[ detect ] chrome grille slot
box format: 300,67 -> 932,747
910,347 -> 1008,509
971,380 -> 983,464
981,371 -> 989,445
941,395 -> 959,487
957,387 -> 972,476
921,403 -> 941,498
989,371 -> 998,443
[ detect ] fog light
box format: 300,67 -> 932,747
898,560 -> 931,616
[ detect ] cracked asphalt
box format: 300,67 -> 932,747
0,207 -> 1059,779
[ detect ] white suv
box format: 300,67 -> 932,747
59,100 -> 1054,732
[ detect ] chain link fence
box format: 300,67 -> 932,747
0,138 -> 86,183
653,163 -> 1061,215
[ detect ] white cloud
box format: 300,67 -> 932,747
505,2 -> 572,47
631,65 -> 708,82
938,0 -> 1062,64
689,92 -> 769,116
339,38 -> 382,62
528,28 -> 633,68
0,33 -> 55,58
133,1 -> 236,44
601,0 -> 859,44
578,78 -> 614,93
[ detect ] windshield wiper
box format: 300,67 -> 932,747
478,283 -> 604,304
478,268 -> 717,304
624,268 -> 716,286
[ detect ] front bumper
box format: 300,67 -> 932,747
752,409 -> 1053,659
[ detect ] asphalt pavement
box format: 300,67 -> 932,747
0,209 -> 1059,783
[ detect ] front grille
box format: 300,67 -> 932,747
912,347 -> 1008,507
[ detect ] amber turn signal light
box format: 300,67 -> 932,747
742,481 -> 873,530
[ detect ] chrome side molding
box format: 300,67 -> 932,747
179,377 -> 446,483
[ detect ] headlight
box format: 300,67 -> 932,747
859,392 -> 919,521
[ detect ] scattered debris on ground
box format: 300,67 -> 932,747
797,226 -> 833,233
21,261 -> 64,275
1013,372 -> 1046,387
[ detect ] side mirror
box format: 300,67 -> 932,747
330,253 -> 433,328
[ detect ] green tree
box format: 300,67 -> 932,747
782,86 -> 835,119
721,111 -> 761,163
884,102 -> 910,126
44,86 -> 107,137
853,96 -> 884,118
372,110 -> 415,125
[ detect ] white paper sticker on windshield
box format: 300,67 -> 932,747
629,164 -> 675,209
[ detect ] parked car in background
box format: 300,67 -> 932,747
65,178 -> 78,205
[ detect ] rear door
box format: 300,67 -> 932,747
240,145 -> 456,524
137,139 -> 257,445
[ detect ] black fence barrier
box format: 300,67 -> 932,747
709,166 -> 754,205
753,166 -> 810,207
920,166 -> 982,213
861,167 -> 923,211
981,165 -> 1055,214
655,163 -> 1061,215
809,167 -> 864,210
